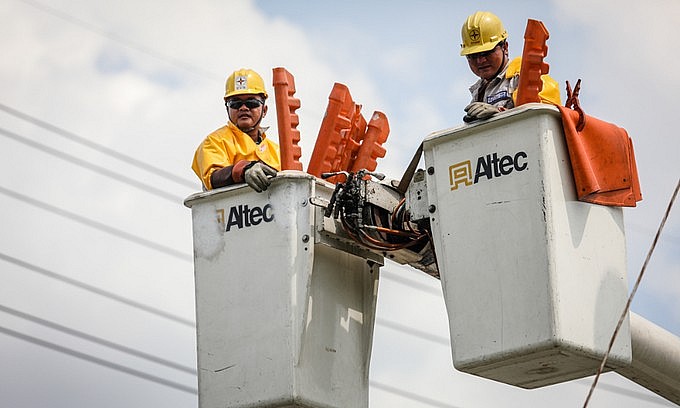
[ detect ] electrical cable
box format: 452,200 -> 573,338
577,379 -> 676,406
0,102 -> 196,189
583,179 -> 680,407
0,126 -> 185,204
380,269 -> 442,297
370,380 -> 462,408
0,251 -> 194,328
0,185 -> 192,262
0,304 -> 196,374
376,317 -> 670,406
0,304 -> 457,406
376,317 -> 449,347
0,325 -> 197,395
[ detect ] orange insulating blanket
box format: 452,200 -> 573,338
556,105 -> 642,207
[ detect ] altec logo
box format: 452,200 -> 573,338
449,150 -> 528,190
217,204 -> 274,232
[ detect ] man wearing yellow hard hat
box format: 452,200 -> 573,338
460,11 -> 561,122
192,68 -> 281,192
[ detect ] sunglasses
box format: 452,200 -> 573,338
226,98 -> 264,110
466,42 -> 504,60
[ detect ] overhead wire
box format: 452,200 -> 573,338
0,126 -> 186,204
0,304 -> 196,374
0,185 -> 192,262
370,380 -> 463,408
0,325 -> 197,395
0,243 -> 442,338
583,179 -> 680,407
0,251 -> 194,328
0,102 -> 196,189
380,268 -> 442,297
1,318 -> 452,406
376,317 -> 449,347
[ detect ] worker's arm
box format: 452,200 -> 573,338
211,160 -> 277,192
209,160 -> 251,189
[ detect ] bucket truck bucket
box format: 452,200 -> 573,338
422,104 -> 632,388
184,172 -> 381,407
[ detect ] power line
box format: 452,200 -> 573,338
0,304 -> 196,374
0,102 -> 196,189
0,316 -> 451,406
16,0 -> 221,81
370,380 -> 462,408
576,379 -> 676,407
0,251 -> 194,328
0,126 -> 185,204
0,184 -> 192,262
0,258 -> 450,406
583,179 -> 680,407
0,325 -> 197,395
0,315 -> 447,406
0,246 -> 443,339
376,317 -> 449,346
381,268 -> 442,297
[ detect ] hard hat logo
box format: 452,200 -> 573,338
235,75 -> 248,91
469,29 -> 481,43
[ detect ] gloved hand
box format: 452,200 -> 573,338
463,102 -> 500,122
244,161 -> 278,192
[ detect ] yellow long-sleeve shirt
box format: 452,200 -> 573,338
192,122 -> 281,190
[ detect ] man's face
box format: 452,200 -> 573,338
225,94 -> 266,130
466,42 -> 507,81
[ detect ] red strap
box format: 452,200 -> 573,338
231,160 -> 252,183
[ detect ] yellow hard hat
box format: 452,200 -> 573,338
460,11 -> 508,56
225,68 -> 268,99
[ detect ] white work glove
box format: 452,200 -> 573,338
463,102 -> 500,122
244,161 -> 278,193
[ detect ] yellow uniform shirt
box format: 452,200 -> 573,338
192,122 -> 281,190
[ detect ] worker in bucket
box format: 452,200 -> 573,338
192,68 -> 280,192
460,11 -> 561,123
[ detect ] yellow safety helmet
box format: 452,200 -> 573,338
225,68 -> 268,99
460,11 -> 508,56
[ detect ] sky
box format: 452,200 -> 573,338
0,0 -> 678,407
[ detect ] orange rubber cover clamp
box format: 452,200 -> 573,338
337,106 -> 367,172
350,111 -> 389,173
272,67 -> 303,171
307,83 -> 356,178
515,19 -> 550,106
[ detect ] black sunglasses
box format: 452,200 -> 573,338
466,42 -> 504,60
226,98 -> 264,110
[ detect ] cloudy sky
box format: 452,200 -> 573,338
1,0 -> 678,407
